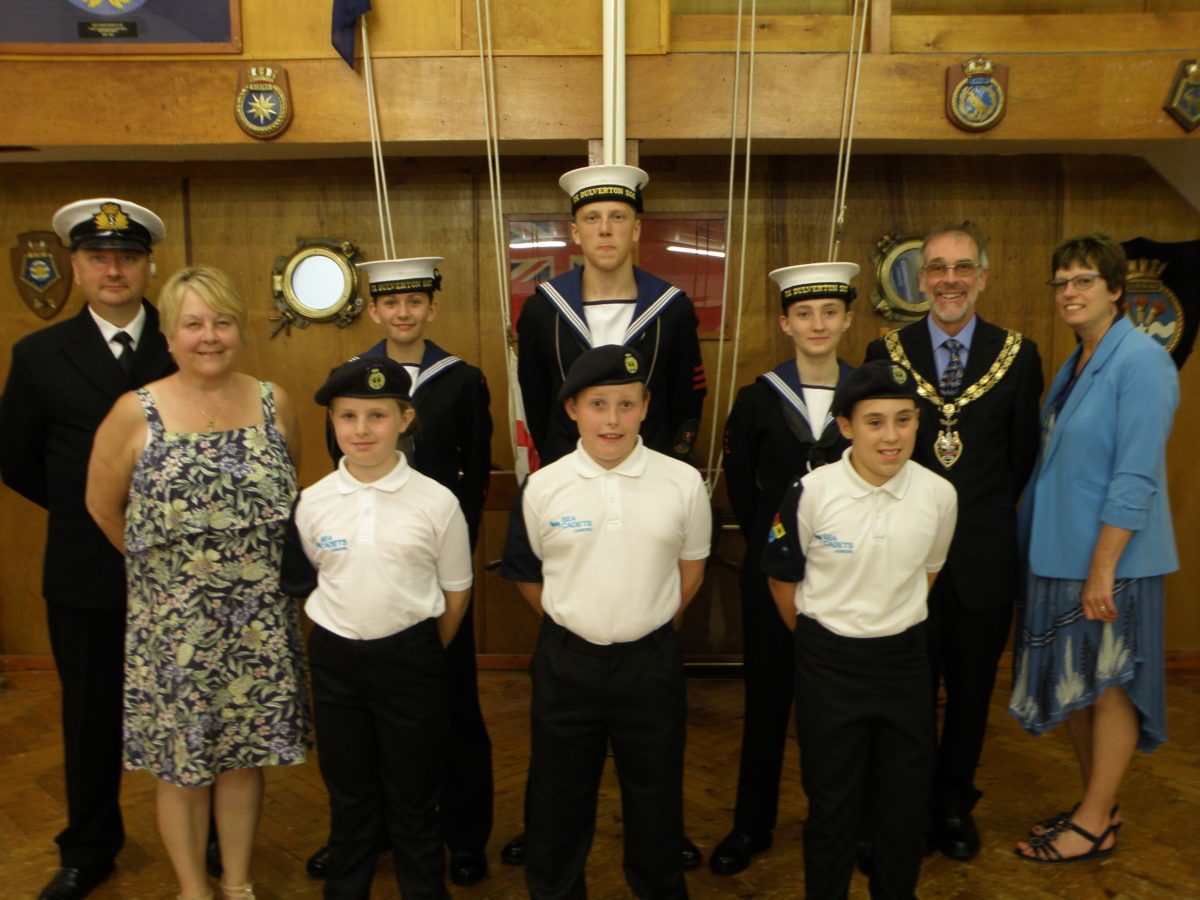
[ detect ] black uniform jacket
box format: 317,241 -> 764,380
517,265 -> 706,466
864,316 -> 1043,612
324,339 -> 493,547
723,358 -> 854,562
0,301 -> 175,609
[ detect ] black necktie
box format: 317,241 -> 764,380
113,331 -> 135,374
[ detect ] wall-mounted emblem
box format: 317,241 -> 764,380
235,65 -> 292,140
1164,60 -> 1200,133
1120,237 -> 1200,370
946,57 -> 1007,132
10,231 -> 72,320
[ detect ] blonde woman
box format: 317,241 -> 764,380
87,267 -> 311,900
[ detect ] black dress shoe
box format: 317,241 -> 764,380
306,845 -> 331,878
500,832 -> 527,865
206,836 -> 223,879
37,864 -> 114,900
681,836 -> 703,870
448,849 -> 489,886
936,811 -> 981,861
708,830 -> 772,876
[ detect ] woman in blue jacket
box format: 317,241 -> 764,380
1010,234 -> 1178,864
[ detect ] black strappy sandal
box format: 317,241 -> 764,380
1016,820 -> 1117,863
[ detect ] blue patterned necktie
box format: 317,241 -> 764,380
939,338 -> 964,398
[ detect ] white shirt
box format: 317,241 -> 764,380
584,300 -> 636,347
296,452 -> 473,640
791,448 -> 957,638
89,303 -> 147,358
520,438 -> 711,644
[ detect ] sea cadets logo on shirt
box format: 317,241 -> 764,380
549,514 -> 594,533
316,535 -> 349,552
816,532 -> 855,554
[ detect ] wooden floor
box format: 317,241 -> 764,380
2,667 -> 1198,899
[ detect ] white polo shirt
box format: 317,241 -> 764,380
296,452 -> 473,640
516,438 -> 711,645
791,448 -> 956,638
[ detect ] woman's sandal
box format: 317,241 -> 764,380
1030,803 -> 1119,838
219,884 -> 255,900
1016,820 -> 1117,863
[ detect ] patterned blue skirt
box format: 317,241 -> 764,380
1008,573 -> 1166,753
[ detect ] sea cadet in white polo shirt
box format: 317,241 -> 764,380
502,345 -> 711,900
764,359 -> 956,900
289,356 -> 472,900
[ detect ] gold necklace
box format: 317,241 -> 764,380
883,329 -> 1023,469
178,378 -> 230,431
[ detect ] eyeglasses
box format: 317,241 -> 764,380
1046,274 -> 1101,293
921,262 -> 980,278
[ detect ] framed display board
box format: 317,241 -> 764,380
0,0 -> 242,54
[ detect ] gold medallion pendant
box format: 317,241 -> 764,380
935,425 -> 963,469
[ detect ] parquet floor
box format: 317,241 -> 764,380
2,667 -> 1197,899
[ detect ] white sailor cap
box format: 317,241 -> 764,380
356,257 -> 444,298
52,198 -> 165,252
559,164 -> 649,213
769,261 -> 860,312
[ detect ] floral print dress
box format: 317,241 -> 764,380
123,382 -> 311,786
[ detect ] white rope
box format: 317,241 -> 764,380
475,0 -> 521,462
360,17 -> 395,258
702,0 -> 757,499
827,0 -> 870,262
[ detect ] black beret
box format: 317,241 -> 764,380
315,356 -> 411,406
557,345 -> 646,404
831,359 -> 920,418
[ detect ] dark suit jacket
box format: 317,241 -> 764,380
865,315 -> 1043,612
0,302 -> 175,610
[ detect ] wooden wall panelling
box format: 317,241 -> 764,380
460,0 -> 667,55
241,0 -> 461,59
891,12 -> 1200,53
4,53 -> 1197,155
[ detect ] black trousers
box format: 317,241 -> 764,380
526,618 -> 688,900
925,577 -> 1013,815
309,621 -> 450,900
794,616 -> 933,900
440,595 -> 494,853
732,567 -> 795,838
46,604 -> 126,872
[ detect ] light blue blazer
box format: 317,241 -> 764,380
1021,316 -> 1178,580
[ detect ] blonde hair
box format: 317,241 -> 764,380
157,266 -> 247,335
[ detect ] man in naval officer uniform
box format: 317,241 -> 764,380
516,164 -> 707,467
864,223 -> 1043,861
0,198 -> 175,900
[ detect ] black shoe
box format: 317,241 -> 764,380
205,836 -> 223,879
37,864 -> 114,900
708,830 -> 771,876
448,849 -> 489,887
681,836 -> 703,870
306,844 -> 331,878
935,810 -> 981,862
500,832 -> 527,866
